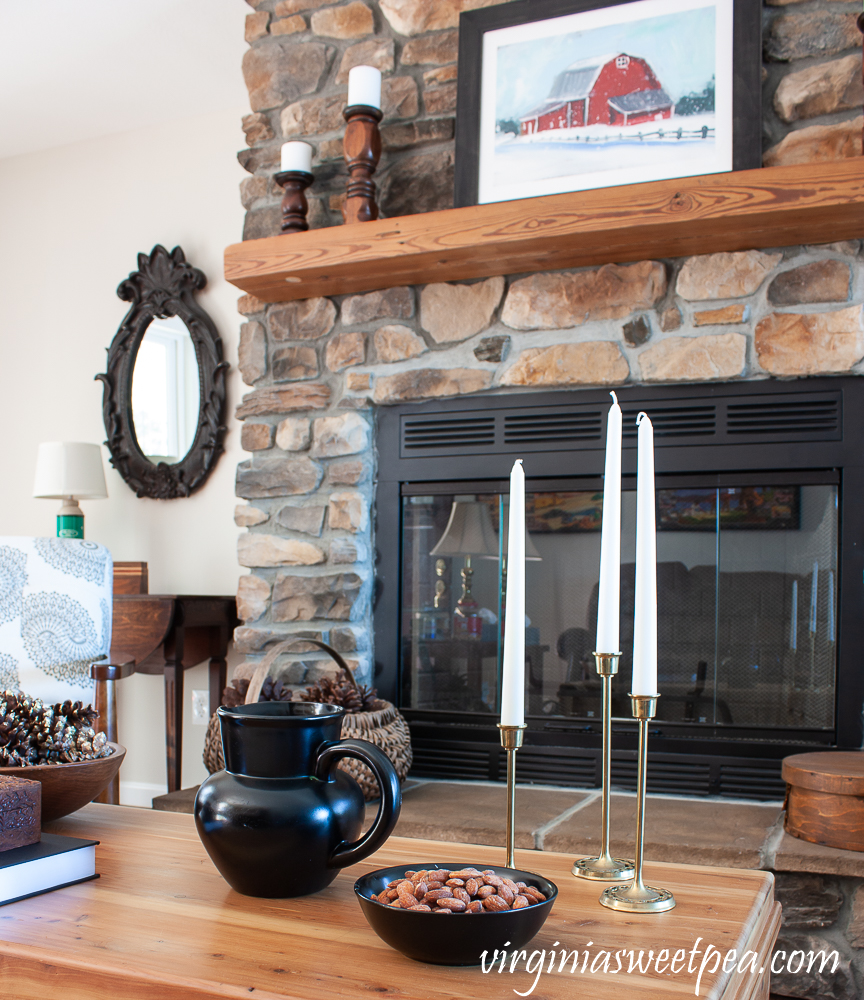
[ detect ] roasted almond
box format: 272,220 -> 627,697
512,895 -> 530,909
482,894 -> 509,912
437,897 -> 467,912
424,888 -> 453,901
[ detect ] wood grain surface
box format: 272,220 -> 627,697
223,159 -> 864,303
0,804 -> 779,1000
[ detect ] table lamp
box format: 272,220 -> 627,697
33,442 -> 108,539
430,500 -> 500,638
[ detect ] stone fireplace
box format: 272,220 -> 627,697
232,0 -> 864,784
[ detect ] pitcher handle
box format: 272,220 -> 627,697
315,738 -> 401,869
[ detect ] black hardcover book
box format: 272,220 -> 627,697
0,833 -> 99,906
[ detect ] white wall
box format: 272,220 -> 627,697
0,107 -> 248,802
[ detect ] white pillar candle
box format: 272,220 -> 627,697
596,391 -> 622,654
347,65 -> 382,110
500,459 -> 525,726
281,141 -> 312,173
632,413 -> 657,697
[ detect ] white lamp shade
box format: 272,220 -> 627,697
482,527 -> 543,561
430,501 -> 499,558
33,442 -> 108,499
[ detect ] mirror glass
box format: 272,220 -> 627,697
131,315 -> 200,464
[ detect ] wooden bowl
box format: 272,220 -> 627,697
355,862 -> 557,966
0,743 -> 126,822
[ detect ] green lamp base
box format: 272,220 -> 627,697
57,515 -> 84,539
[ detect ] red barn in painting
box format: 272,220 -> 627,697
519,53 -> 673,134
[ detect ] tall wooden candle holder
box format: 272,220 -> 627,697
274,170 -> 314,233
342,104 -> 383,224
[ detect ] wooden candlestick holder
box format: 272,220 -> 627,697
342,104 -> 383,224
274,170 -> 314,233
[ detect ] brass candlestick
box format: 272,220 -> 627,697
342,104 -> 382,224
572,652 -> 634,881
274,170 -> 314,233
600,694 -> 675,913
497,723 -> 526,868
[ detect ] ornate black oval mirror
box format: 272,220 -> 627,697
97,245 -> 228,498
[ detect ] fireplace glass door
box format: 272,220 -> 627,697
400,481 -> 837,734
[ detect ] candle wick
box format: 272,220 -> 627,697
609,390 -> 618,405
636,411 -> 648,425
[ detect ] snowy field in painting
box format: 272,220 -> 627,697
493,113 -> 717,184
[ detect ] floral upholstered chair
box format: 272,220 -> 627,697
0,537 -> 113,704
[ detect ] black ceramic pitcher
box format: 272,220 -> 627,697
194,701 -> 401,898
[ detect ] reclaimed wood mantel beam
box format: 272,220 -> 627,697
224,159 -> 864,303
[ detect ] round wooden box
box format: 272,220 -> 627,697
782,751 -> 864,852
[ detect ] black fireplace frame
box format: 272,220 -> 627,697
373,377 -> 864,798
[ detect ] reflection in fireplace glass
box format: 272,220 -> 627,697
401,484 -> 837,731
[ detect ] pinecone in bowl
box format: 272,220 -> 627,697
0,691 -> 111,766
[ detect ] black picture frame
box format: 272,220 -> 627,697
454,0 -> 762,207
96,245 -> 229,500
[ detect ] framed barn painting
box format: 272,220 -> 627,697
454,0 -> 761,207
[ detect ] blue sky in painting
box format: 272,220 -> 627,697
495,7 -> 716,120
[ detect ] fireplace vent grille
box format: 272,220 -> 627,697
399,391 -> 841,457
718,765 -> 786,800
611,758 -> 712,796
513,749 -> 597,786
402,416 -> 495,451
726,398 -> 840,437
409,744 -> 491,780
621,405 -> 716,438
503,411 -> 603,445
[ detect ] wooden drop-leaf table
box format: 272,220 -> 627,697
0,804 -> 779,999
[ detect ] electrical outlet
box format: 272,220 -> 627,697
191,690 -> 209,725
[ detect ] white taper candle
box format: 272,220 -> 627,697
500,459 -> 525,726
596,391 -> 622,654
632,412 -> 657,697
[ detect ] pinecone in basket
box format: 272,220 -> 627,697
260,676 -> 293,702
0,691 -> 111,766
220,677 -> 250,707
296,671 -> 381,714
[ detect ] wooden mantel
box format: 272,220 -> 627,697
224,159 -> 864,304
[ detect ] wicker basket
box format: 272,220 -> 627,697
203,638 -> 412,801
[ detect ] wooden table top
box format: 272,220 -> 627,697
0,804 -> 779,1000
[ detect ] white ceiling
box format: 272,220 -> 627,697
0,0 -> 249,160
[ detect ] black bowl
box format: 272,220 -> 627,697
354,862 -> 558,966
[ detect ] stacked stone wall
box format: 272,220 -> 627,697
232,0 -> 864,692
